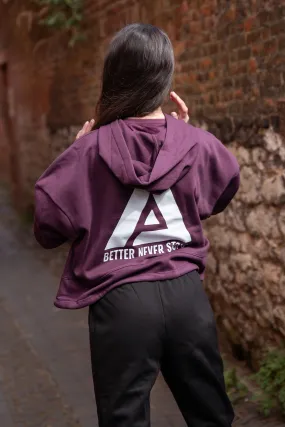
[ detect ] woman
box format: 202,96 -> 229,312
34,23 -> 239,427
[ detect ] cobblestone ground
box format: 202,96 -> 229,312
0,186 -> 284,427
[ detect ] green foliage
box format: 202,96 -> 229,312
254,349 -> 285,417
224,368 -> 249,404
35,0 -> 85,46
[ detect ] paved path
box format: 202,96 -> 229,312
0,191 -> 185,427
0,187 -> 283,427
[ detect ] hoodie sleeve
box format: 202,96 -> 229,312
196,133 -> 240,220
34,142 -> 88,249
34,187 -> 76,248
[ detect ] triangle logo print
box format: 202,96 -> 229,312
105,189 -> 191,250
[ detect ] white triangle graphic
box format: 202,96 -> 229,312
105,189 -> 191,250
144,210 -> 160,226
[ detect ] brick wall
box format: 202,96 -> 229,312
1,0 -> 284,201
0,59 -> 10,184
1,0 -> 285,363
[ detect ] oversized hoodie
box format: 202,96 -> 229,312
34,114 -> 240,309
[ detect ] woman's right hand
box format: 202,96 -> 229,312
76,119 -> 95,139
170,91 -> 189,123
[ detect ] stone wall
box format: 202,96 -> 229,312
204,113 -> 285,367
0,0 -> 285,363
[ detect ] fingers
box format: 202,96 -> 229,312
170,91 -> 189,123
76,121 -> 88,139
171,112 -> 178,119
82,121 -> 90,133
76,129 -> 83,139
76,119 -> 95,139
170,91 -> 188,116
87,118 -> 95,132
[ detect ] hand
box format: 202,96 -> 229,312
76,119 -> 95,139
170,91 -> 189,123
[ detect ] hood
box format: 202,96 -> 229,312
98,114 -> 198,192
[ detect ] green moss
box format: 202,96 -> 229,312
253,348 -> 285,417
224,368 -> 249,404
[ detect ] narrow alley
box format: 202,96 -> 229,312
0,186 -> 284,427
1,0 -> 285,425
0,187 -> 186,427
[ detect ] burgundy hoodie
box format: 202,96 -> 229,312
34,114 -> 240,309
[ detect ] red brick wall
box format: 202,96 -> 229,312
0,59 -> 10,184
0,0 -> 285,204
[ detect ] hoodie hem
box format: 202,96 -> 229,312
54,265 -> 201,310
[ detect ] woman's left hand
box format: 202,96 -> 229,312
76,119 -> 95,139
170,92 -> 189,123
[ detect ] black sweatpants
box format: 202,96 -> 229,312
89,271 -> 234,427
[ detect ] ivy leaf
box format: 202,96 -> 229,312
64,0 -> 82,9
35,0 -> 84,46
64,12 -> 81,29
40,11 -> 66,28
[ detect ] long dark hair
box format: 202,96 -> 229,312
94,23 -> 174,129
